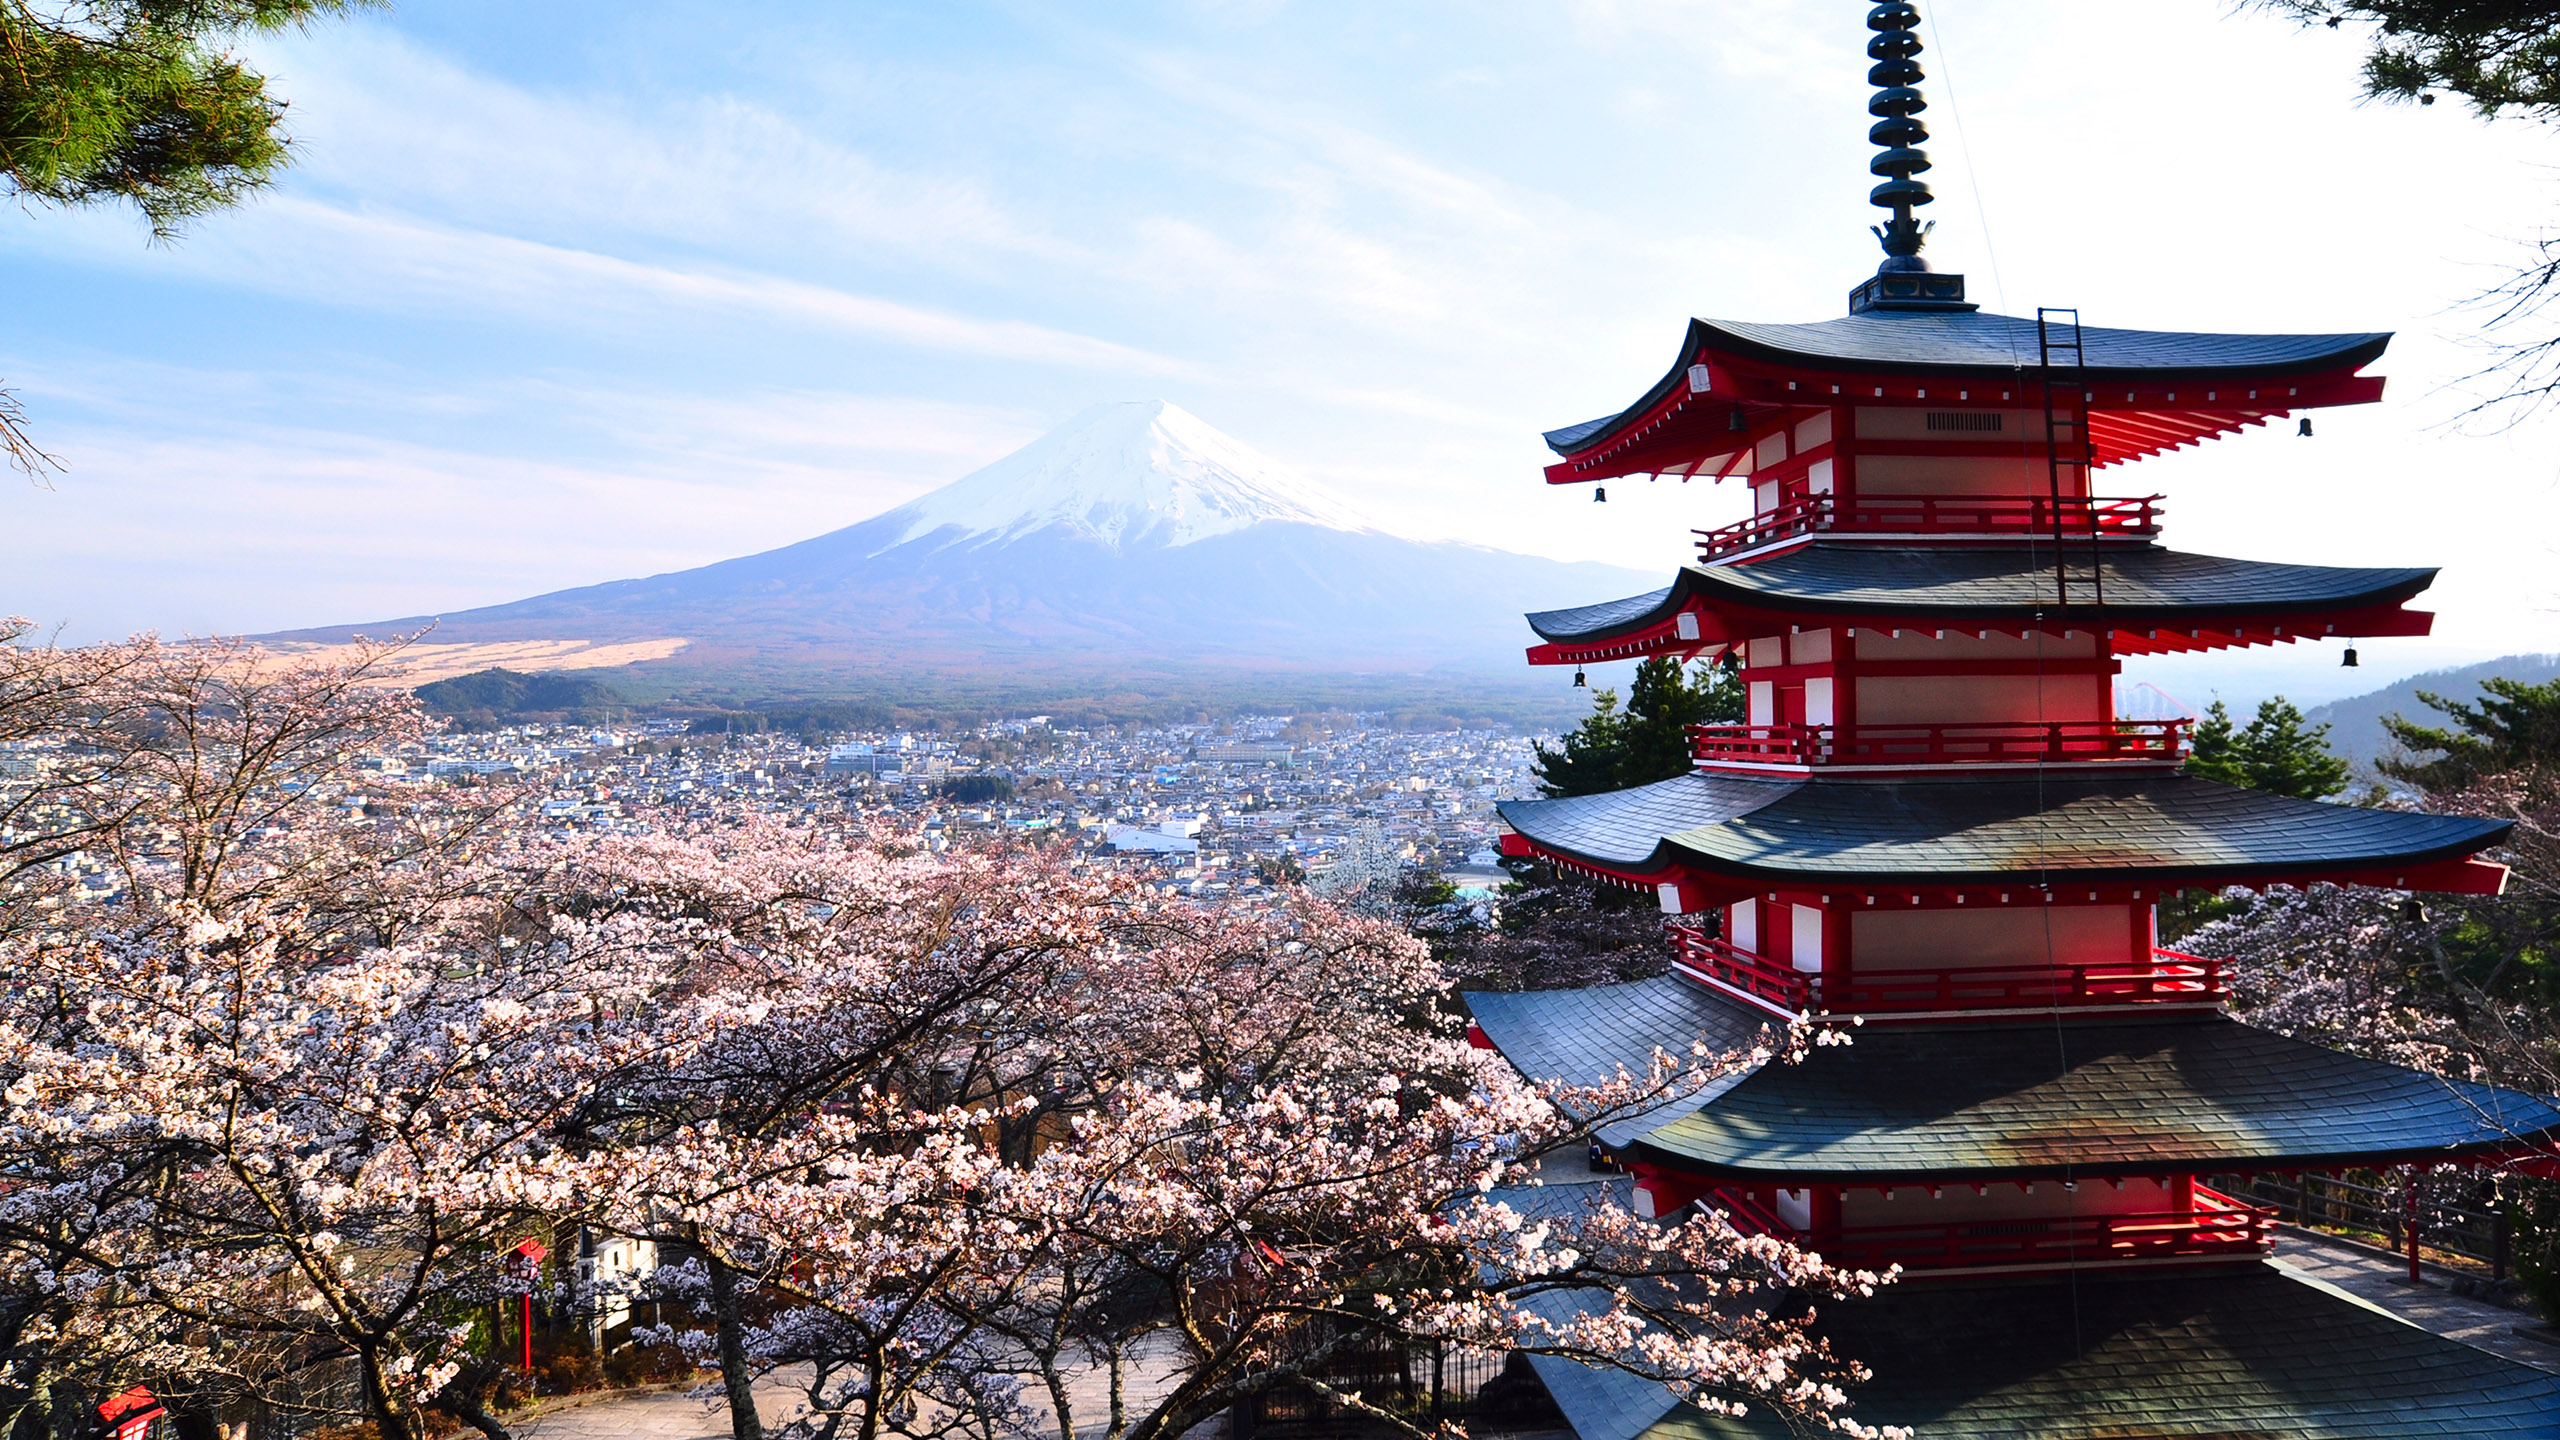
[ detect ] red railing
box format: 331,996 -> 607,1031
1695,493 -> 2162,560
1692,720 -> 2189,769
1711,1184 -> 2277,1272
1671,930 -> 1815,1011
1669,931 -> 2229,1016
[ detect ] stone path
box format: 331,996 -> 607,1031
510,1372 -> 812,1440
508,1337 -> 1200,1440
2271,1224 -> 2560,1374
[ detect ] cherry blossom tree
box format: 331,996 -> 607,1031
0,895 -> 688,1440
0,633 -> 1904,1440
0,631 -> 592,1439
560,835 -> 1898,1440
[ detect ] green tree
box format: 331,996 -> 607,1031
1,0 -> 368,475
1531,656 -> 1744,798
2256,2 -> 2560,415
2184,696 -> 2353,800
2258,2 -> 2560,118
2381,676 -> 2560,791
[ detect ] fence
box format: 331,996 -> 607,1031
1233,1335 -> 1560,1439
2207,1170 -> 2513,1277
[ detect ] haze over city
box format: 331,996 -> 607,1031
9,0 -> 2560,709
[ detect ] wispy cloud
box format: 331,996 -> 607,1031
15,197 -> 1187,374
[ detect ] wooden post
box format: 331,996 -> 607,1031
2405,1166 -> 2422,1285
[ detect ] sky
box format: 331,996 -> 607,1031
8,0 -> 2560,711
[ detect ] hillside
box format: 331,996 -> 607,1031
2304,653 -> 2560,770
273,402 -> 1655,721
415,667 -> 631,730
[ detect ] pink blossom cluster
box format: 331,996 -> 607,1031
0,632 -> 1902,1440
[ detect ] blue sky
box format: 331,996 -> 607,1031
7,0 -> 2558,709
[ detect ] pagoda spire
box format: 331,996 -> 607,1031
1845,2 -> 1972,312
1865,2 -> 1934,268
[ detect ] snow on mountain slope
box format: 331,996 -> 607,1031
876,400 -> 1370,552
272,401 -> 1663,690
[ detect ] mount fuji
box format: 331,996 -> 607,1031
277,402 -> 1655,708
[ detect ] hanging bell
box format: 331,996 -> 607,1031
1594,486 -> 1607,503
2298,417 -> 2314,438
1573,669 -> 1588,688
2342,644 -> 2360,668
1728,406 -> 1749,433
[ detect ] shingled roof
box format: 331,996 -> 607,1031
1544,311 -> 2390,458
1526,1265 -> 2560,1439
1494,771 -> 2508,887
1464,977 -> 1774,1148
1524,545 -> 2436,644
1626,1012 -> 2560,1181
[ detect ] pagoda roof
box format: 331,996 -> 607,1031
1545,311 -> 2390,463
1524,545 -> 2436,659
1493,771 -> 2508,893
1465,977 -> 1774,1148
1627,1011 -> 2560,1181
1523,1265 -> 2560,1439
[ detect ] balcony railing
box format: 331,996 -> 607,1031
1712,1184 -> 2277,1272
1691,719 -> 2190,769
1670,930 -> 2230,1016
1695,492 -> 2163,561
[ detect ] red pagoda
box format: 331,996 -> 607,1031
1469,6 -> 2560,1434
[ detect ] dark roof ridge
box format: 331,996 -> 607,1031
1547,313 -> 2393,458
1526,547 -> 2439,644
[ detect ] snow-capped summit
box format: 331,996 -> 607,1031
283,400 -> 1661,695
877,400 -> 1371,553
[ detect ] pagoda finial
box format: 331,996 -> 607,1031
1847,1 -> 1972,313
1866,2 -> 1933,269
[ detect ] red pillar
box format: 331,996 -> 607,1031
512,1238 -> 550,1372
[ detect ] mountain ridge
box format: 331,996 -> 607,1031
268,402 -> 1652,708
2304,652 -> 2560,772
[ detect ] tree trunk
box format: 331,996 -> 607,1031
1107,1336 -> 1127,1440
356,1345 -> 426,1440
707,1257 -> 767,1440
1042,1367 -> 1076,1440
434,1363 -> 517,1440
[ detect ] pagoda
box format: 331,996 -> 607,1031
1469,6 -> 2560,1435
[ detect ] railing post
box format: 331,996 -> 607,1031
2406,1167 -> 2423,1284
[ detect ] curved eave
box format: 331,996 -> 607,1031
1545,315 -> 2392,470
1494,773 -> 2515,897
1523,554 -> 2439,667
1528,1266 -> 2560,1440
1690,554 -> 2438,626
1627,1127 -> 2560,1186
1618,1013 -> 2560,1183
1689,316 -> 2390,388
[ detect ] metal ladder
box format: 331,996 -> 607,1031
2036,308 -> 2102,609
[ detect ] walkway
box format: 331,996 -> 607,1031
507,1336 -> 1201,1440
2272,1225 -> 2560,1374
